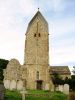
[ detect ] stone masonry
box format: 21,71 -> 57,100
3,11 -> 70,91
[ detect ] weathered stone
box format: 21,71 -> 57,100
55,86 -> 59,91
3,10 -> 71,91
10,80 -> 16,90
4,80 -> 10,89
20,88 -> 27,100
17,80 -> 23,90
63,84 -> 69,95
58,85 -> 63,92
45,83 -> 49,90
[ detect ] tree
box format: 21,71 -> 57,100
51,72 -> 64,85
0,59 -> 9,81
64,75 -> 75,91
72,66 -> 75,74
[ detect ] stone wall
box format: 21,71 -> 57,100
24,11 -> 49,65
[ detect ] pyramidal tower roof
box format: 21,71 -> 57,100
29,11 -> 48,25
26,10 -> 48,33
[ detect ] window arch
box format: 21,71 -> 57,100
37,71 -> 39,80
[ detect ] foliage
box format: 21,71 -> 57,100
51,71 -> 75,91
72,66 -> 75,74
69,75 -> 75,91
65,75 -> 75,91
51,72 -> 75,91
5,90 -> 67,100
0,59 -> 9,81
51,72 -> 64,85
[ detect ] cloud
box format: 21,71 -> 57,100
0,0 -> 75,66
49,16 -> 75,36
50,46 -> 75,66
51,0 -> 63,12
0,0 -> 37,64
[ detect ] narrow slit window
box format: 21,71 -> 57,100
34,33 -> 36,37
38,33 -> 41,37
37,71 -> 39,80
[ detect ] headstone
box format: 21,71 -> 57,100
10,80 -> 16,90
51,88 -> 54,92
55,86 -> 59,91
0,83 -> 5,100
20,88 -> 27,100
50,84 -> 54,92
17,80 -> 23,90
58,85 -> 63,92
4,80 -> 10,89
63,84 -> 69,95
45,83 -> 49,90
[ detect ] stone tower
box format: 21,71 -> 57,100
24,11 -> 50,90
3,10 -> 70,91
3,10 -> 53,91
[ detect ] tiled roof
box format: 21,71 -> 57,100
49,66 -> 71,75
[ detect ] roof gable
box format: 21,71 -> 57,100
50,66 -> 71,75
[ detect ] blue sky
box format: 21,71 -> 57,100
0,0 -> 75,71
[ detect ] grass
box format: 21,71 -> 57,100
5,90 -> 67,100
5,90 -> 22,100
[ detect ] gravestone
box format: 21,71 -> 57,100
4,80 -> 10,89
45,83 -> 49,90
63,84 -> 69,95
58,85 -> 63,92
55,86 -> 59,91
0,83 -> 5,100
10,80 -> 16,90
17,80 -> 23,90
20,88 -> 27,100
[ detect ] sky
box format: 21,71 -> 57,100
0,0 -> 75,72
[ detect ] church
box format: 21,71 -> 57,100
3,11 -> 71,91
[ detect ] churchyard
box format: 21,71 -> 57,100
4,90 -> 67,100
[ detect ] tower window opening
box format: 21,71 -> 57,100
34,33 -> 36,37
37,71 -> 39,80
38,33 -> 41,37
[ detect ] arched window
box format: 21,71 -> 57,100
37,71 -> 39,80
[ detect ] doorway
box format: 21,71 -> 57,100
36,80 -> 43,90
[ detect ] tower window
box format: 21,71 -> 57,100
34,33 -> 36,37
37,71 -> 39,80
38,33 -> 41,37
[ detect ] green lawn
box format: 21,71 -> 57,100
5,90 -> 67,100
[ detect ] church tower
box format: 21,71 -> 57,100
24,11 -> 49,65
24,11 -> 50,90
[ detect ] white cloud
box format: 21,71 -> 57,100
0,0 -> 75,66
18,0 -> 36,15
50,46 -> 75,66
51,0 -> 63,12
39,0 -> 64,13
49,17 -> 75,37
0,0 -> 37,64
